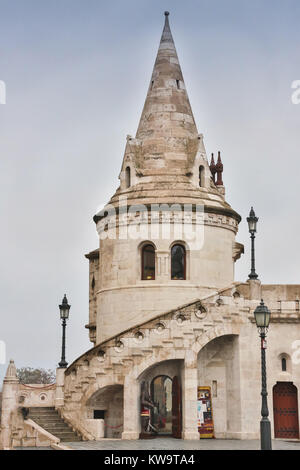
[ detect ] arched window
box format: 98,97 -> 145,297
171,244 -> 186,280
125,167 -> 131,188
199,166 -> 205,187
142,244 -> 155,280
282,357 -> 287,372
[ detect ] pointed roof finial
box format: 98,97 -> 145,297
215,151 -> 224,186
210,154 -> 216,183
163,11 -> 170,30
4,359 -> 19,383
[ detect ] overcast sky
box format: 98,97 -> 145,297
0,0 -> 300,384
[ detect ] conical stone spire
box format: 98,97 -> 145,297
136,12 -> 198,173
4,359 -> 19,383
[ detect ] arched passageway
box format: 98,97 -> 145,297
139,360 -> 183,439
86,384 -> 124,438
197,334 -> 241,438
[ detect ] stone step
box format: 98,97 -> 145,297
29,413 -> 62,419
31,418 -> 68,425
29,415 -> 62,421
60,437 -> 82,442
28,407 -> 82,442
36,425 -> 72,432
29,407 -> 54,411
55,432 -> 81,442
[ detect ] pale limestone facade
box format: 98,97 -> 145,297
1,13 -> 300,448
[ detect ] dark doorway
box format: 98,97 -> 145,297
273,382 -> 299,439
172,376 -> 182,439
94,410 -> 105,419
151,376 -> 173,435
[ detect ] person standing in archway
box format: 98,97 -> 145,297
140,381 -> 157,437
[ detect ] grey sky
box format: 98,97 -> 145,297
1,0 -> 300,383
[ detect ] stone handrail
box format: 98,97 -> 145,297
24,419 -> 73,450
24,419 -> 60,444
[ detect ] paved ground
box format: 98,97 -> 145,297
61,438 -> 300,451
15,447 -> 53,450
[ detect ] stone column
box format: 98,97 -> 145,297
122,375 -> 140,440
0,360 -> 19,450
182,353 -> 199,440
55,367 -> 66,409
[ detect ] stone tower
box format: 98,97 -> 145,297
86,12 -> 243,344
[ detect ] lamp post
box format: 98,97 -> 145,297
247,207 -> 259,280
254,299 -> 272,450
58,294 -> 71,368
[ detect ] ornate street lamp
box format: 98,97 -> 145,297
58,295 -> 71,368
247,207 -> 259,280
247,207 -> 258,279
254,299 -> 272,450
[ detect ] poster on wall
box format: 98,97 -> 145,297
197,386 -> 214,438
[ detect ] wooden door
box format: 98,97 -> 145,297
172,376 -> 182,439
273,382 -> 299,439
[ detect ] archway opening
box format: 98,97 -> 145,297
86,384 -> 124,439
197,334 -> 240,438
151,375 -> 173,435
139,360 -> 183,439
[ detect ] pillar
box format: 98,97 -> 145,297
122,375 -> 140,440
182,353 -> 199,440
0,360 -> 19,450
55,367 -> 66,409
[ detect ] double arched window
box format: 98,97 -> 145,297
141,243 -> 186,281
171,244 -> 186,280
141,244 -> 155,280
